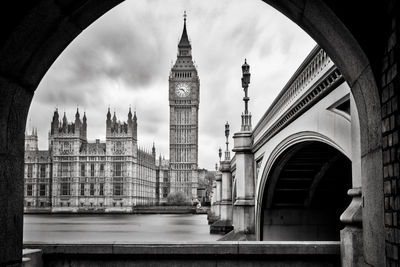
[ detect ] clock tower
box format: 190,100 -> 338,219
169,12 -> 199,199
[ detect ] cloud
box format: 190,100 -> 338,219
29,0 -> 316,170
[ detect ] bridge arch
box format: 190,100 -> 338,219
256,131 -> 349,238
257,137 -> 352,241
0,0 -> 386,265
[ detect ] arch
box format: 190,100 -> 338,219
258,140 -> 352,241
0,0 -> 385,266
256,131 -> 349,238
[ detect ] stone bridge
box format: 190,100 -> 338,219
209,45 -> 362,257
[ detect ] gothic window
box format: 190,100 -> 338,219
113,162 -> 122,177
27,165 -> 33,178
39,184 -> 46,196
39,164 -> 46,178
80,183 -> 85,196
100,164 -> 105,176
99,183 -> 104,196
60,182 -> 70,196
113,183 -> 123,196
27,184 -> 33,196
90,163 -> 95,177
80,164 -> 85,177
90,183 -> 95,196
61,162 -> 69,177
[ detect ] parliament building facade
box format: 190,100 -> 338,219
23,14 -> 202,212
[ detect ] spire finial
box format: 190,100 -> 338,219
184,10 -> 187,23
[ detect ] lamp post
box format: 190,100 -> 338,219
241,59 -> 252,131
225,122 -> 230,161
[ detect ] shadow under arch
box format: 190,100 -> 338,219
0,0 -> 384,265
255,131 -> 349,238
258,139 -> 352,241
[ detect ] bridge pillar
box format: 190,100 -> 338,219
215,172 -> 222,218
232,131 -> 255,238
210,161 -> 234,234
220,161 -> 233,223
207,181 -> 219,225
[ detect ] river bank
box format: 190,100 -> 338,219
24,206 -> 210,215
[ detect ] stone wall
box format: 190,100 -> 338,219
24,242 -> 340,267
382,1 -> 400,265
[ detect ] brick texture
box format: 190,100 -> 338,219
382,1 -> 400,266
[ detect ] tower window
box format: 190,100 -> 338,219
90,163 -> 95,177
40,164 -> 46,178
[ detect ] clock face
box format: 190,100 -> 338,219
175,83 -> 190,97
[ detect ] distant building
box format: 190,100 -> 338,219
24,108 -> 157,213
24,14 -> 209,212
156,156 -> 170,204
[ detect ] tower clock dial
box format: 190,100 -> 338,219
175,83 -> 190,97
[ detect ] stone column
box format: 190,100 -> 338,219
207,181 -> 218,225
339,95 -> 364,266
232,131 -> 255,236
210,161 -> 234,234
220,160 -> 233,223
215,172 -> 222,218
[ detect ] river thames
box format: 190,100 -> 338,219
23,214 -> 222,243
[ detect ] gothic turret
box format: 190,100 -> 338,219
152,142 -> 156,159
106,107 -> 111,135
51,108 -> 59,134
25,126 -> 38,151
82,112 -> 87,136
133,110 -> 137,140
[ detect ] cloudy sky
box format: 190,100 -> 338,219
27,0 -> 315,170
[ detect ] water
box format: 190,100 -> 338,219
23,214 -> 222,243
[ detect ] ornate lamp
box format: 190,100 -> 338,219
224,122 -> 230,161
241,59 -> 252,131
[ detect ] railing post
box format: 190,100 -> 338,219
340,188 -> 364,266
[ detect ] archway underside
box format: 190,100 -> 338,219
261,141 -> 352,241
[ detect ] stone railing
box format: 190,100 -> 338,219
23,242 -> 340,267
252,45 -> 344,151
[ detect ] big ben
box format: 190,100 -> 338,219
169,12 -> 199,199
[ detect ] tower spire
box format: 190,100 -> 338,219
178,11 -> 190,49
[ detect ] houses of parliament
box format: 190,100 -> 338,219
23,14 -> 202,212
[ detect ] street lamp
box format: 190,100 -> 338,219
224,122 -> 230,161
241,59 -> 252,131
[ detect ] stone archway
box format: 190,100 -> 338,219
0,1 -> 387,266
